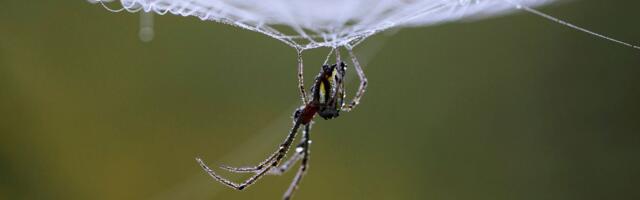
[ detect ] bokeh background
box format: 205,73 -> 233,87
1,1 -> 639,200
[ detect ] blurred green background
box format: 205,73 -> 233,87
1,1 -> 639,200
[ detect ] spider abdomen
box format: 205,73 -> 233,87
299,104 -> 318,125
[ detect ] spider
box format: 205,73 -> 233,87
196,45 -> 368,200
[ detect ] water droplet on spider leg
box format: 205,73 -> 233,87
307,140 -> 312,144
295,147 -> 304,153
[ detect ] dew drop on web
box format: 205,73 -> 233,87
91,0 -> 639,53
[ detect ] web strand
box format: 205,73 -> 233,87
96,0 -> 126,12
513,3 -> 640,51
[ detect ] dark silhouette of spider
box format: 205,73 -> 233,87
196,46 -> 367,200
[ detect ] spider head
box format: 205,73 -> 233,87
313,62 -> 346,120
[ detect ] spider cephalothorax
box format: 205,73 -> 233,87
197,46 -> 367,200
313,62 -> 347,120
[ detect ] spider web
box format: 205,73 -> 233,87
91,0 -> 639,51
89,0 -> 557,50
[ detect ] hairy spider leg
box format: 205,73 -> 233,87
218,150 -> 280,172
196,116 -> 304,190
220,127 -> 311,175
333,48 -> 347,111
217,108 -> 311,173
223,124 -> 313,200
323,48 -> 335,66
220,131 -> 311,175
283,124 -> 311,200
297,49 -> 308,104
342,46 -> 368,112
335,47 -> 341,63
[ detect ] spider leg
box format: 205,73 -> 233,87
335,46 -> 341,63
220,140 -> 304,175
268,150 -> 303,175
218,151 -> 280,172
296,49 -> 308,104
342,46 -> 368,112
322,48 -> 335,65
218,109 -> 307,174
196,119 -> 303,190
283,124 -> 311,200
221,123 -> 312,175
214,124 -> 313,200
196,157 -> 274,190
